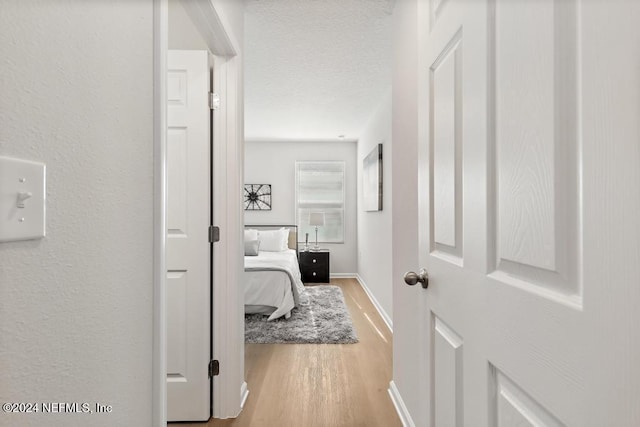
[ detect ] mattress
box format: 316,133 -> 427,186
244,249 -> 305,320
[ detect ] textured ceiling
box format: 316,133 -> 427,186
244,0 -> 393,141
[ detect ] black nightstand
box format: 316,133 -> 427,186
299,250 -> 330,283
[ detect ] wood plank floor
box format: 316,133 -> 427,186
175,278 -> 400,427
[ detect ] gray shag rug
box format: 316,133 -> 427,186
245,285 -> 358,344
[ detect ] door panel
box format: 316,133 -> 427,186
167,271 -> 188,379
415,0 -> 640,426
490,0 -> 580,300
433,316 -> 464,427
491,368 -> 564,427
494,0 -> 557,274
430,32 -> 463,261
166,50 -> 211,422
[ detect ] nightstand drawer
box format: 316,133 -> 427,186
299,251 -> 330,283
301,255 -> 328,268
303,267 -> 329,283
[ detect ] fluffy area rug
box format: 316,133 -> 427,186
245,285 -> 359,344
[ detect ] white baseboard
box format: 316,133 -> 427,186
355,274 -> 393,332
388,381 -> 415,427
330,273 -> 357,279
240,381 -> 249,409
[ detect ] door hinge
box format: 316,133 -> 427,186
209,92 -> 220,110
208,359 -> 219,378
209,225 -> 220,243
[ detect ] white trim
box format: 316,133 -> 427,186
240,381 -> 249,409
211,53 -> 245,419
154,1 -> 243,422
330,273 -> 357,279
180,0 -> 235,56
388,381 -> 416,427
356,274 -> 393,332
180,0 -> 239,56
152,0 -> 168,425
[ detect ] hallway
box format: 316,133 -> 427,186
180,278 -> 400,427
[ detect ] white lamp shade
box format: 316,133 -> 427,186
309,212 -> 325,226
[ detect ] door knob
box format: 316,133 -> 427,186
404,268 -> 429,289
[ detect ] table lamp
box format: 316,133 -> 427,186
309,212 -> 325,251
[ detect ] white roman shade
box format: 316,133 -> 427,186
295,161 -> 345,243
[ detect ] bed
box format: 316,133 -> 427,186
244,225 -> 306,320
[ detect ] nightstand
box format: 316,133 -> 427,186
299,250 -> 330,283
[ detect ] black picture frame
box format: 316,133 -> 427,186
244,184 -> 272,210
363,144 -> 383,211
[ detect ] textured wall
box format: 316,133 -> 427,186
356,90 -> 393,325
244,141 -> 357,274
0,2 -> 154,426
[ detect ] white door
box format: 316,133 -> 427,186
166,50 -> 211,422
411,1 -> 640,425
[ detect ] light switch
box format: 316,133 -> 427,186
0,156 -> 46,242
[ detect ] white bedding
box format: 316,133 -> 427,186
244,249 -> 306,320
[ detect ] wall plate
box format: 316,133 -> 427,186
0,156 -> 46,242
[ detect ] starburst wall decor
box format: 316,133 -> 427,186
244,184 -> 272,210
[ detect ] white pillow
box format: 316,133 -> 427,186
258,228 -> 289,252
244,229 -> 258,243
244,239 -> 260,256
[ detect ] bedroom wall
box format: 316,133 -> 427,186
356,90 -> 393,328
0,1 -> 154,426
244,140 -> 357,274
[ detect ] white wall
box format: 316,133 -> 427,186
356,90 -> 393,326
212,0 -> 244,48
0,2 -> 154,426
169,0 -> 209,50
244,141 -> 357,274
391,0 -> 427,425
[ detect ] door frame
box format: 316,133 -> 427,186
152,0 -> 245,424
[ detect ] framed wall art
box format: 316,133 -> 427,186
363,143 -> 383,211
244,184 -> 272,210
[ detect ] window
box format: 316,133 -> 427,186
295,161 -> 345,243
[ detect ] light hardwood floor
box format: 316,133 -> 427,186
175,278 -> 400,427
